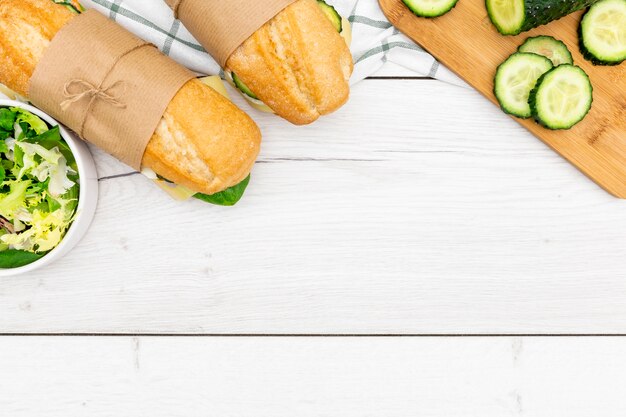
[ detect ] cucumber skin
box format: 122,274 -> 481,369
528,65 -> 593,130
579,8 -> 625,66
231,73 -> 259,100
489,0 -> 601,35
317,0 -> 343,32
402,0 -> 459,17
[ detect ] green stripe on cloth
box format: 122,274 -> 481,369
355,41 -> 425,64
90,0 -> 206,52
348,15 -> 392,29
162,19 -> 180,55
106,0 -> 121,19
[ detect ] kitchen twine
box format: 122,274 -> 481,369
60,80 -> 127,133
57,42 -> 152,138
28,9 -> 196,170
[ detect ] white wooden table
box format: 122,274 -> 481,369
2,63 -> 626,415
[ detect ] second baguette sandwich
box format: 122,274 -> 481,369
0,0 -> 261,197
168,0 -> 353,126
226,0 -> 353,125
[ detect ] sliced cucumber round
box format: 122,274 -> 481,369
518,36 -> 574,66
530,65 -> 593,130
494,52 -> 554,118
317,1 -> 343,32
486,0 -> 525,35
402,0 -> 459,17
580,0 -> 626,65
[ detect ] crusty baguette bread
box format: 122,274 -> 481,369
226,0 -> 353,125
0,0 -> 261,195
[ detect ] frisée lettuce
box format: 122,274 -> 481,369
0,107 -> 79,268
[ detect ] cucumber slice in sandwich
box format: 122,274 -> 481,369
580,0 -> 626,65
317,0 -> 343,32
486,0 -> 600,35
518,36 -> 574,66
494,52 -> 553,118
530,65 -> 593,129
225,71 -> 275,113
52,0 -> 84,13
317,1 -> 352,45
402,0 -> 459,17
232,72 -> 258,100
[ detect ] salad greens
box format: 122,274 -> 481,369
149,170 -> 251,206
194,175 -> 251,206
0,107 -> 79,269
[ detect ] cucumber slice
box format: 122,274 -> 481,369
231,72 -> 258,100
518,36 -> 574,66
226,72 -> 274,113
580,0 -> 626,65
317,1 -> 343,32
402,0 -> 459,17
486,0 -> 601,35
494,52 -> 554,118
530,65 -> 593,129
486,0 -> 525,34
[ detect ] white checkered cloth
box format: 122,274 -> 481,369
81,0 -> 465,86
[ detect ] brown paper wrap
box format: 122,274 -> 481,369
28,9 -> 196,170
165,0 -> 297,67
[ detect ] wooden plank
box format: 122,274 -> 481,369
379,0 -> 626,198
2,79 -> 626,334
1,336 -> 626,415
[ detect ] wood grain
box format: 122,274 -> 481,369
2,337 -> 626,416
2,79 -> 626,335
379,0 -> 626,198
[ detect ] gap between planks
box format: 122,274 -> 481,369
96,76 -> 434,182
3,333 -> 626,337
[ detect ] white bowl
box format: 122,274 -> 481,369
0,100 -> 98,276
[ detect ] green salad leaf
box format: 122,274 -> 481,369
22,126 -> 77,168
11,107 -> 49,135
0,180 -> 31,217
0,107 -> 79,268
193,175 -> 251,206
0,250 -> 45,269
0,108 -> 17,131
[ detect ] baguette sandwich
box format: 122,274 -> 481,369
0,0 -> 261,201
197,0 -> 354,125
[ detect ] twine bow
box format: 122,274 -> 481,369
60,79 -> 127,137
61,79 -> 127,112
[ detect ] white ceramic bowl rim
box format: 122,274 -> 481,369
0,99 -> 98,277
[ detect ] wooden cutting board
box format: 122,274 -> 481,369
379,0 -> 626,198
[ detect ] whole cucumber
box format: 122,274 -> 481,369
486,0 -> 601,35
